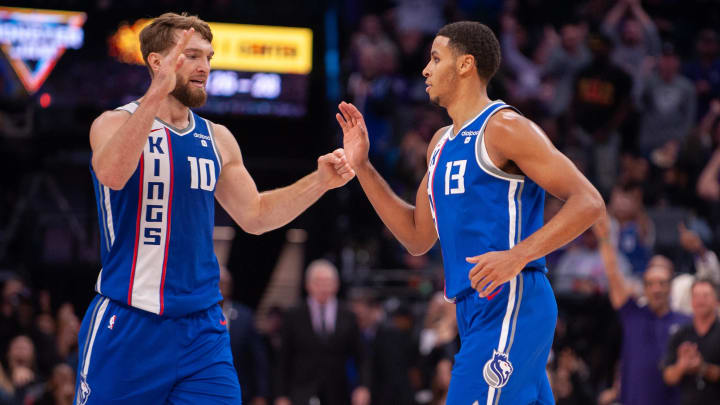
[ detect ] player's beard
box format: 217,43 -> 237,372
170,74 -> 207,108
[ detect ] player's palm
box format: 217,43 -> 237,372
336,102 -> 370,169
150,28 -> 195,96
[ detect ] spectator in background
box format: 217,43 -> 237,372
220,267 -> 270,405
638,44 -> 697,157
662,279 -> 720,405
0,363 -> 12,405
683,29 -> 720,118
54,303 -> 79,371
671,223 -> 720,316
275,260 -> 370,405
417,293 -> 457,405
542,19 -> 591,118
608,183 -> 654,276
368,304 -> 419,405
5,335 -> 40,404
32,363 -> 75,405
602,0 -> 661,99
569,33 -> 632,195
0,277 -> 33,355
594,214 -> 690,405
548,347 -> 594,405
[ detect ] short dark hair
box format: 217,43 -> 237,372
692,278 -> 719,297
437,21 -> 501,81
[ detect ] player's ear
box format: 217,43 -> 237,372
458,54 -> 475,76
147,52 -> 162,74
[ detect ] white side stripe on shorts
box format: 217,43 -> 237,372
81,297 -> 109,377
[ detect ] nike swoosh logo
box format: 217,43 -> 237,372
150,128 -> 163,133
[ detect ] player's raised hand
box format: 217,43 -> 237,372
336,102 -> 370,170
317,148 -> 356,190
467,250 -> 528,298
148,28 -> 195,96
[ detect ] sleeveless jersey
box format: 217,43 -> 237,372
427,101 -> 546,301
90,102 -> 223,317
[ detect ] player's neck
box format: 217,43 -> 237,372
155,95 -> 191,129
446,83 -> 491,134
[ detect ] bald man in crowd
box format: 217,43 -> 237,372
275,260 -> 370,405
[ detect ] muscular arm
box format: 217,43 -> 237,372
91,28 -> 194,189
337,102 -> 439,255
470,111 -> 605,295
90,95 -> 162,189
213,124 -> 354,235
493,112 -> 603,263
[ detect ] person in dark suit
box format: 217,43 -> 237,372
220,267 -> 270,405
275,260 -> 370,405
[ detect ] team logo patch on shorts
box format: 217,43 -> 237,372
77,376 -> 91,405
483,349 -> 514,388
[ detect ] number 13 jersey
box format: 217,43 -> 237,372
90,101 -> 223,317
427,101 -> 547,302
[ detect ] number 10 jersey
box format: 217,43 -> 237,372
90,101 -> 223,317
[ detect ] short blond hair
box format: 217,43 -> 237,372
139,12 -> 212,67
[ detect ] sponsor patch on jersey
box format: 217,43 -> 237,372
483,349 -> 514,389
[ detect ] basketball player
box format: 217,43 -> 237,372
336,22 -> 604,404
75,13 -> 355,405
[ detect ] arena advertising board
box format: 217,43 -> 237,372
109,19 -> 313,74
108,19 -> 313,117
0,7 -> 86,94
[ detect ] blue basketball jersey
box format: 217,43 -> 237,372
90,102 -> 223,317
427,101 -> 546,301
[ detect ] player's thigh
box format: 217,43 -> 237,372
165,359 -> 242,405
447,271 -> 556,404
166,305 -> 242,405
74,295 -> 176,405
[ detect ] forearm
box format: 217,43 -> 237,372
603,2 -> 627,31
252,171 -> 327,234
92,91 -> 164,189
697,156 -> 720,200
355,161 -> 430,255
663,364 -> 685,386
512,191 -> 604,265
598,238 -> 630,308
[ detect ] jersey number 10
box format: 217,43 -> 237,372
187,157 -> 216,191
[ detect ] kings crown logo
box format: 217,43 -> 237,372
483,349 -> 514,389
0,7 -> 86,94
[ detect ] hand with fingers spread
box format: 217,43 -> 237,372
335,102 -> 370,170
467,249 -> 528,298
148,27 -> 195,97
317,148 -> 356,190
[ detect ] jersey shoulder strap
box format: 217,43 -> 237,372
115,101 -> 140,114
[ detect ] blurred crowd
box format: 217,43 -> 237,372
3,0 -> 720,404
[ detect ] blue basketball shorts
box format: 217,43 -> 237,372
73,294 -> 242,405
447,269 -> 557,405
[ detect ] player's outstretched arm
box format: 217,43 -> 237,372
213,123 -> 354,235
468,111 -> 605,297
336,102 -> 438,255
91,28 -> 196,190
